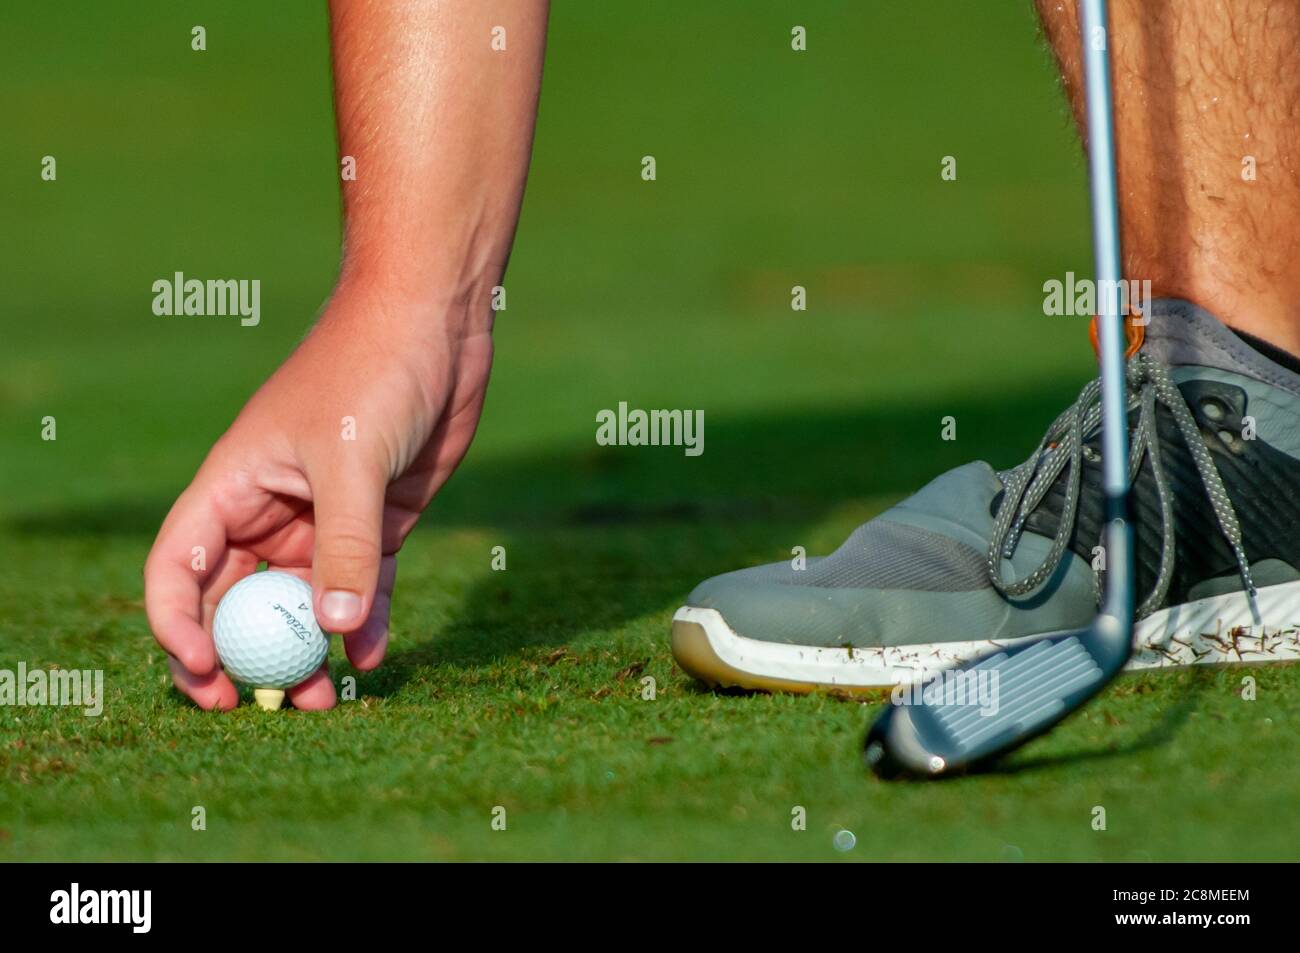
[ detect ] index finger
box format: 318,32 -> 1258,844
144,493 -> 227,676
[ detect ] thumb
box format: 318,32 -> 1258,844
310,459 -> 386,634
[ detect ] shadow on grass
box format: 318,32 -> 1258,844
375,381 -> 1082,684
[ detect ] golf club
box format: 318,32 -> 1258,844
863,0 -> 1135,779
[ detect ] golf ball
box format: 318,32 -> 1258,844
213,571 -> 329,689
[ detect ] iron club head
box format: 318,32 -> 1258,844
864,598 -> 1130,779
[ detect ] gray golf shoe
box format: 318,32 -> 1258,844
673,299 -> 1300,692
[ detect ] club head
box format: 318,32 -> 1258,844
864,612 -> 1131,779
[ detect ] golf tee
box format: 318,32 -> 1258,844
253,688 -> 286,711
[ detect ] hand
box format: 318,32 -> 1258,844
144,280 -> 493,710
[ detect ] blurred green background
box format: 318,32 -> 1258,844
1,1 -> 1293,861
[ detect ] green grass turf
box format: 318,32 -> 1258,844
2,1 -> 1297,861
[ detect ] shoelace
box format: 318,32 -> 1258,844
988,351 -> 1256,619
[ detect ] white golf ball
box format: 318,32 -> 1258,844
213,571 -> 329,689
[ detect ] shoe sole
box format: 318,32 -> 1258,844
671,580 -> 1300,693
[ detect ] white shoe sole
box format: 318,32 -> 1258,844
671,580 -> 1300,693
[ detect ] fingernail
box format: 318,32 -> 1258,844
320,589 -> 363,626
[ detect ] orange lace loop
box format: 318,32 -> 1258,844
1088,311 -> 1145,361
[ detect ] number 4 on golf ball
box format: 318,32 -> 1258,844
213,571 -> 329,708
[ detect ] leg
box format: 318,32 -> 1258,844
1037,0 -> 1300,353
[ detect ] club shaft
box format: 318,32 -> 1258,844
1080,0 -> 1134,625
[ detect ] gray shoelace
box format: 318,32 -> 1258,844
988,351 -> 1256,618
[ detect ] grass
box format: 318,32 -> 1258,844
2,0 -> 1297,861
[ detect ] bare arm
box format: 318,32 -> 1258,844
331,0 -> 548,314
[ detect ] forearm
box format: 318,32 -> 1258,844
328,0 -> 549,323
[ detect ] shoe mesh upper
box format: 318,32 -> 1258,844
780,520 -> 990,592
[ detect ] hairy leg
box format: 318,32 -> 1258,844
1037,0 -> 1300,353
